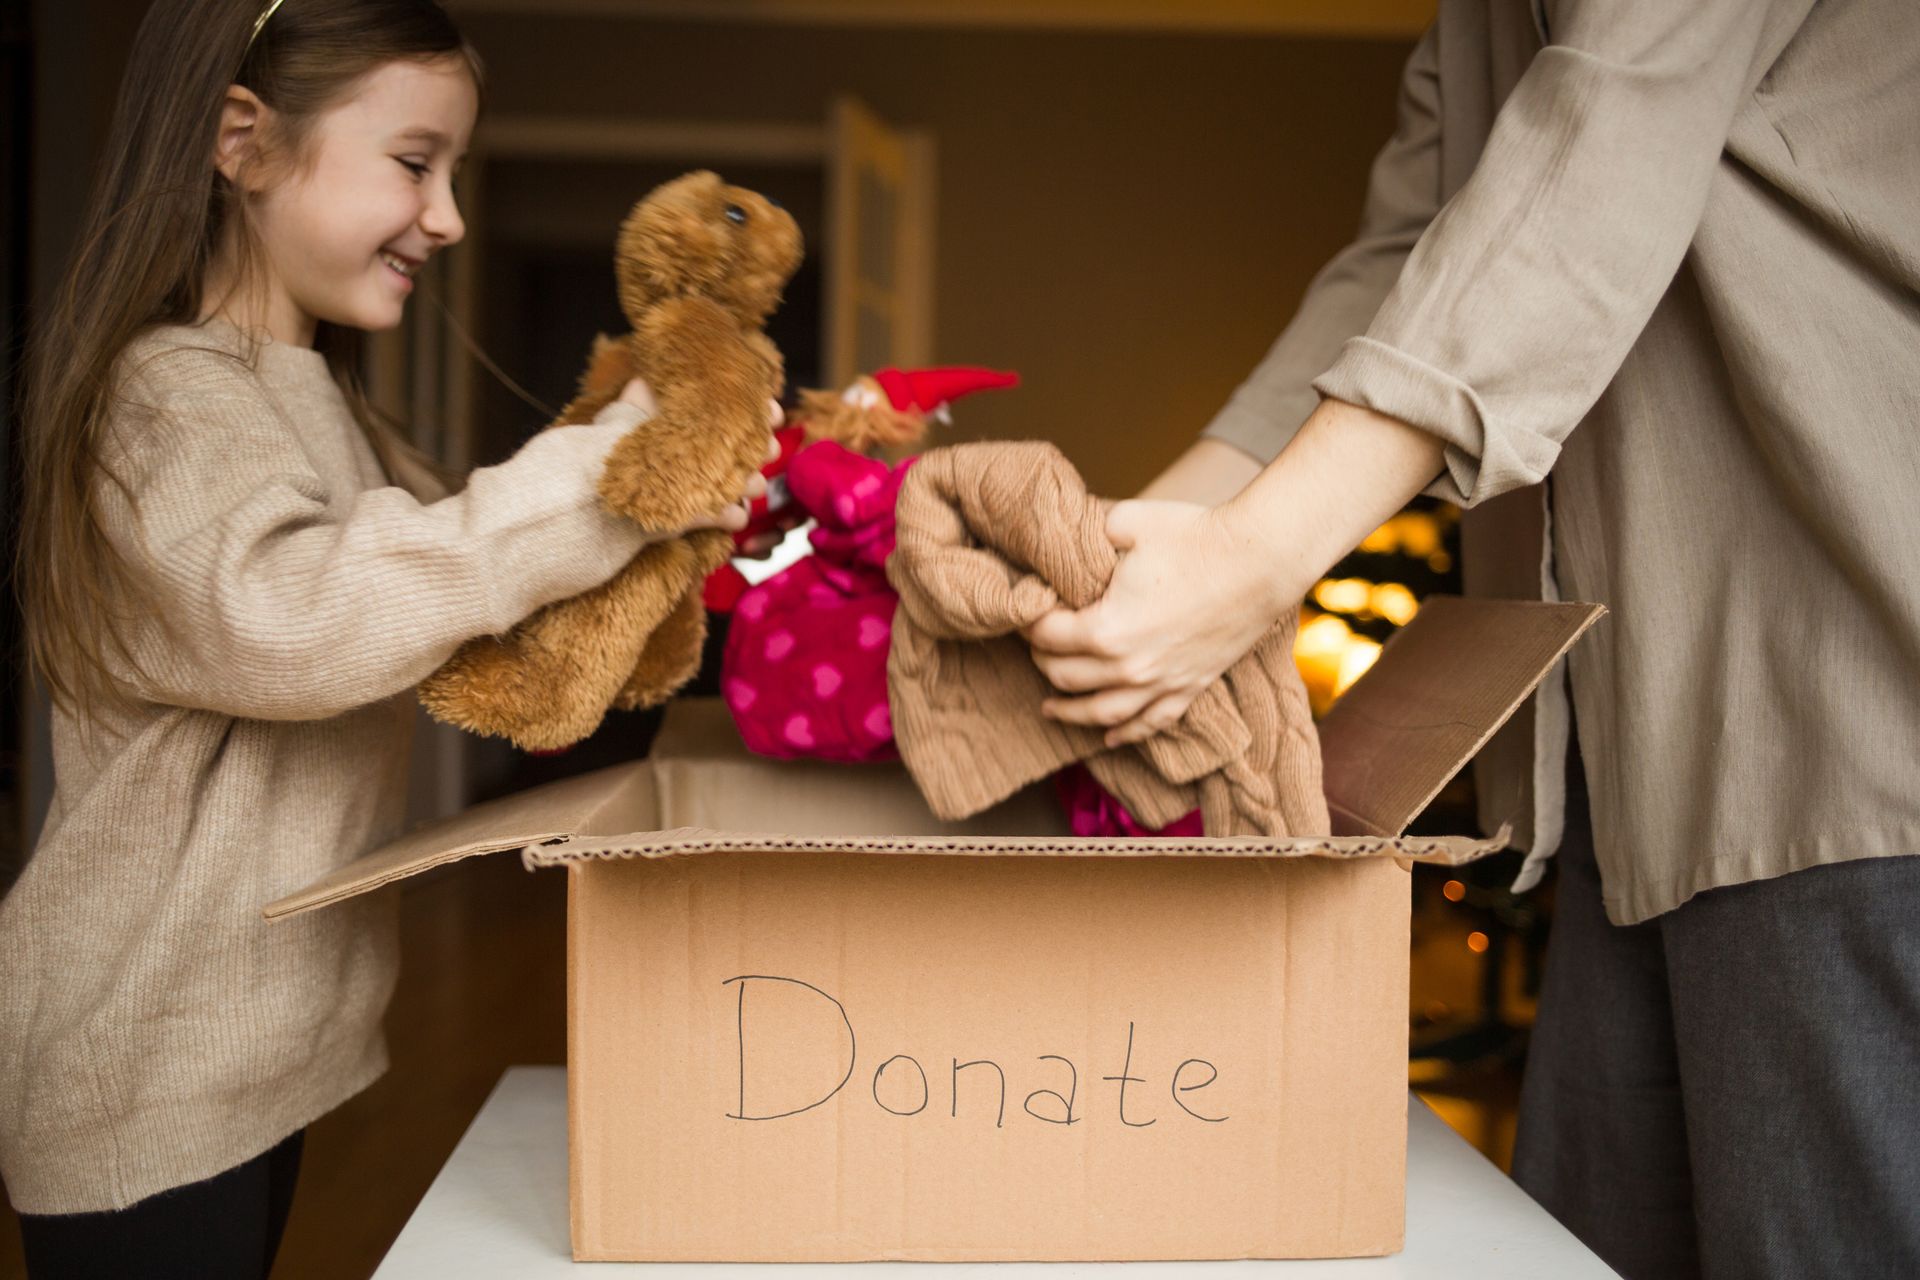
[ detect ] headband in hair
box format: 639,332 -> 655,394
247,0 -> 287,53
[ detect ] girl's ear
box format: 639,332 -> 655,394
214,85 -> 270,189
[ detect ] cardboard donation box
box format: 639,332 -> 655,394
270,596 -> 1601,1263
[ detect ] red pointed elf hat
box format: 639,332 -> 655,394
873,366 -> 1020,413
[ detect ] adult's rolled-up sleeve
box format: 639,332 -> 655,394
1313,0 -> 1813,506
1202,23 -> 1444,463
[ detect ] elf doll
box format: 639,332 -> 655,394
718,366 -> 1017,761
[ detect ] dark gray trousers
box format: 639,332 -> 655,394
1513,759 -> 1920,1280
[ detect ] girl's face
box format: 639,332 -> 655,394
247,58 -> 476,345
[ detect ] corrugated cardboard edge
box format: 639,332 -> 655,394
564,869 -> 590,1263
523,823 -> 1512,868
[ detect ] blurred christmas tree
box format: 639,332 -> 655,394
1293,495 -> 1460,715
1298,498 -> 1547,1167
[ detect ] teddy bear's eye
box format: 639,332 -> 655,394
723,204 -> 748,226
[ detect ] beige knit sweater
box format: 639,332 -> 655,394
887,441 -> 1327,838
0,321 -> 650,1214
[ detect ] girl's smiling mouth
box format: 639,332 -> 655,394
380,250 -> 422,285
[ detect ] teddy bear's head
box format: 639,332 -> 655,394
614,171 -> 803,326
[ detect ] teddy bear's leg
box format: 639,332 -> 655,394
418,539 -> 694,751
613,528 -> 738,711
613,583 -> 708,712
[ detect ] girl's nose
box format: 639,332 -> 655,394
422,184 -> 466,248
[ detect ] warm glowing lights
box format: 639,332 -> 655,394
1357,508 -> 1455,559
1391,514 -> 1442,559
1296,612 -> 1353,657
1358,528 -> 1396,553
1335,636 -> 1381,697
1313,577 -> 1373,614
1293,612 -> 1365,715
1306,577 -> 1421,627
1293,505 -> 1456,712
1369,582 -> 1419,626
1442,880 -> 1466,903
1293,611 -> 1385,713
1466,932 -> 1490,954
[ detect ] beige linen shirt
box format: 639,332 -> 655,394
1204,0 -> 1920,923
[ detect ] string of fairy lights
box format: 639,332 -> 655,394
1293,503 -> 1459,715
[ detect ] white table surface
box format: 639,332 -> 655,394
374,1067 -> 1618,1278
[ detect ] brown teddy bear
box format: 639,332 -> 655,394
417,170 -> 803,750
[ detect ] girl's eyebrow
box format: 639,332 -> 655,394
393,126 -> 450,147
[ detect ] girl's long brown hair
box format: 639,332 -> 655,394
18,0 -> 479,719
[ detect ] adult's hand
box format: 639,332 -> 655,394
1026,499 -> 1290,746
1028,397 -> 1447,746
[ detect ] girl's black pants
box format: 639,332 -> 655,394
18,1129 -> 303,1279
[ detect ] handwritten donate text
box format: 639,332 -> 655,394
722,975 -> 1230,1128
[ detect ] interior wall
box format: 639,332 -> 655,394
457,15 -> 1414,496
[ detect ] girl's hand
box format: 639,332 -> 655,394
615,376 -> 659,419
1026,499 -> 1291,747
736,509 -> 805,559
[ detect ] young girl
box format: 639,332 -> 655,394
3,2 -> 767,1274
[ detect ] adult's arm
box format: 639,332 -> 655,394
1036,0 -> 1814,741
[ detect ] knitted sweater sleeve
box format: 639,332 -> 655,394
101,350 -> 651,720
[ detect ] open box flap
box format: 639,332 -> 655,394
262,763 -> 647,920
264,709 -> 1075,920
267,595 -> 1602,920
1316,597 -> 1604,837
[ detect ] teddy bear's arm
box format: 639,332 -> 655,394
553,333 -> 639,427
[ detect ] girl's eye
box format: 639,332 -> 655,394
397,158 -> 430,181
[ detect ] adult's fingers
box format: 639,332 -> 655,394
688,501 -> 751,534
1032,649 -> 1131,695
1041,683 -> 1157,730
1026,605 -> 1109,656
1105,498 -> 1146,551
1104,690 -> 1192,748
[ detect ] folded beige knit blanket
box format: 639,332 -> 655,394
886,441 -> 1329,837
